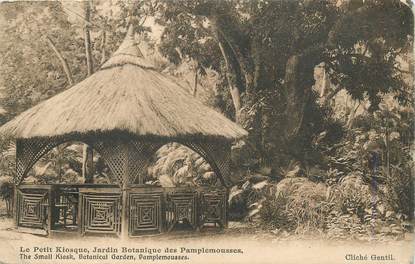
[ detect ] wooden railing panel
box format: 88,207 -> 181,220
79,190 -> 122,236
128,190 -> 163,236
165,190 -> 198,232
16,188 -> 49,230
199,189 -> 227,229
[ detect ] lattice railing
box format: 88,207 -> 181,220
15,184 -> 228,236
13,133 -> 233,237
165,189 -> 198,232
16,188 -> 49,229
79,190 -> 122,236
199,189 -> 227,229
128,189 -> 163,236
126,187 -> 227,236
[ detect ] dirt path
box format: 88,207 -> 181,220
0,217 -> 413,264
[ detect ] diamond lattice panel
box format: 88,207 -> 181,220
129,141 -> 164,184
16,138 -> 62,184
184,140 -> 231,187
93,141 -> 126,186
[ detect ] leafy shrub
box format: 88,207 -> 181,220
326,212 -> 370,240
331,175 -> 372,219
287,182 -> 332,232
259,178 -> 333,233
325,174 -> 409,239
146,143 -> 218,187
0,176 -> 14,216
258,174 -> 409,239
383,159 -> 414,219
260,191 -> 291,229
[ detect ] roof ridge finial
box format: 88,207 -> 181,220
100,20 -> 154,70
106,22 -> 144,59
126,23 -> 135,38
126,11 -> 135,38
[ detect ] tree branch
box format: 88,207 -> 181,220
324,85 -> 342,102
393,66 -> 411,74
215,30 -> 242,116
45,36 -> 74,85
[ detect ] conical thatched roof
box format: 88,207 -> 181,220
0,26 -> 247,141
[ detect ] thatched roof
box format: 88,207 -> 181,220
0,26 -> 247,141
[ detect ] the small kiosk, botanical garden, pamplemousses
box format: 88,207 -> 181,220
0,25 -> 247,238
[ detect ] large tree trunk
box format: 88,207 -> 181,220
216,36 -> 242,120
283,54 -> 313,142
82,0 -> 94,183
210,16 -> 242,122
45,36 -> 73,86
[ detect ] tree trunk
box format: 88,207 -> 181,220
320,64 -> 328,98
216,39 -> 241,121
283,55 -> 309,140
82,0 -> 94,182
210,16 -> 242,122
82,146 -> 94,183
347,101 -> 361,129
45,36 -> 73,85
283,55 -> 316,143
193,62 -> 198,97
84,0 -> 93,76
385,124 -> 391,178
100,30 -> 106,65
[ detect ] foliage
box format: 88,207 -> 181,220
253,94 -> 414,238
0,1 -> 156,123
260,189 -> 291,230
257,175 -> 409,239
0,2 -> 82,119
155,0 -> 413,169
146,143 -> 218,187
259,178 -> 332,233
20,142 -> 115,185
384,164 -> 414,219
0,176 -> 13,216
328,99 -> 414,214
330,175 -> 373,221
0,136 -> 16,180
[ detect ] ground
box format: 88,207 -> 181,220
0,201 -> 413,264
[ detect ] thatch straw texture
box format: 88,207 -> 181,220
100,26 -> 155,70
0,26 -> 247,140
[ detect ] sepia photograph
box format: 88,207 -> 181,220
0,0 -> 413,263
